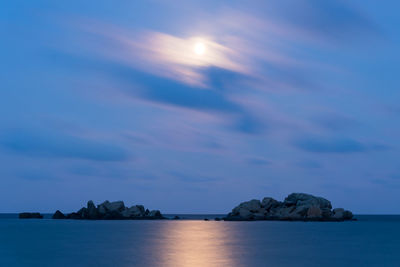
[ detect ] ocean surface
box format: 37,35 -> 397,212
0,214 -> 399,267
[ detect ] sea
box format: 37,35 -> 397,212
0,214 -> 399,267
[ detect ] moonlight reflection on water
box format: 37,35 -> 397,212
156,221 -> 235,267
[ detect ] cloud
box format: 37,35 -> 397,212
73,12 -> 320,92
45,2 -> 383,140
18,169 -> 56,180
170,172 -> 219,183
126,67 -> 240,112
111,64 -> 267,134
294,137 -> 368,153
79,25 -> 250,88
48,50 -> 266,134
246,157 -> 271,166
49,50 -> 242,113
311,113 -> 359,132
233,115 -> 265,134
285,0 -> 381,41
0,129 -> 129,161
52,2 -> 381,139
296,160 -> 322,169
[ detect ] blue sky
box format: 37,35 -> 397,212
1,0 -> 400,213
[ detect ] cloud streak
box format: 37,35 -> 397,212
293,136 -> 386,154
1,129 -> 129,162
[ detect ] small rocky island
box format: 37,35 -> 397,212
52,200 -> 165,220
224,193 -> 354,221
19,212 -> 43,219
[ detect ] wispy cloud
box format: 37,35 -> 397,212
293,136 -> 387,154
77,24 -> 250,88
246,157 -> 271,166
0,129 -> 129,161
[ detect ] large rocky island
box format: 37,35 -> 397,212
52,200 -> 165,220
224,193 -> 354,221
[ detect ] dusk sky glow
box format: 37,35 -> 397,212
1,0 -> 400,214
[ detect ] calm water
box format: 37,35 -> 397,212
0,215 -> 399,267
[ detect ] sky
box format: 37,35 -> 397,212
1,0 -> 400,214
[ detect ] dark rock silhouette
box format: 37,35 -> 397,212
19,212 -> 43,219
224,193 -> 354,221
52,210 -> 66,219
53,200 -> 165,220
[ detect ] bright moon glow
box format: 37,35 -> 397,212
194,42 -> 206,55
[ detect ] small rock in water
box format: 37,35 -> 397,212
52,210 -> 66,219
52,200 -> 166,220
19,212 -> 43,219
224,193 -> 354,222
173,216 -> 180,220
148,210 -> 163,219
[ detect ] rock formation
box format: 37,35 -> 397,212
52,200 -> 165,220
52,210 -> 66,219
19,212 -> 43,219
224,193 -> 354,221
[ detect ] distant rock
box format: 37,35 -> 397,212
52,210 -> 66,219
149,210 -> 163,219
19,212 -> 43,219
86,200 -> 98,219
332,208 -> 353,220
224,193 -> 354,221
52,200 -> 166,220
261,197 -> 279,210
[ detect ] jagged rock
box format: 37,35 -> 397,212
253,213 -> 266,220
224,193 -> 354,221
19,212 -> 43,219
53,200 -> 165,220
239,199 -> 262,212
52,210 -> 66,219
307,206 -> 322,218
103,210 -> 124,220
103,201 -> 125,213
148,210 -> 162,218
287,205 -> 309,219
274,206 -> 295,219
86,200 -> 98,219
284,193 -> 332,210
332,208 -> 353,220
97,201 -> 109,215
122,205 -> 146,218
230,199 -> 261,219
239,208 -> 254,219
77,207 -> 87,218
122,207 -> 137,218
343,210 -> 353,220
136,205 -> 145,214
261,197 -> 280,210
321,208 -> 332,218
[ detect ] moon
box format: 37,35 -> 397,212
194,42 -> 206,55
